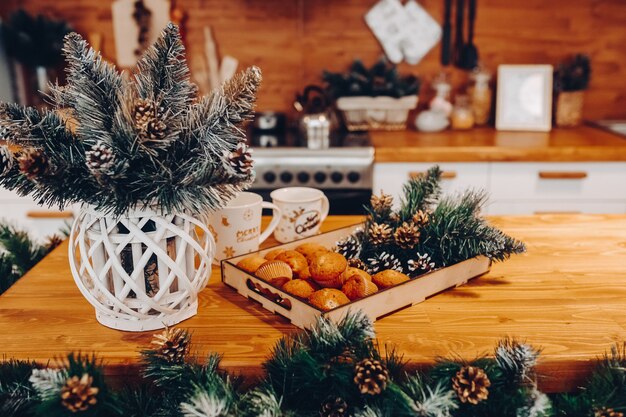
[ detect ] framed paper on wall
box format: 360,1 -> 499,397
496,65 -> 553,132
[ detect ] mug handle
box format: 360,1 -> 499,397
259,202 -> 282,243
320,193 -> 330,223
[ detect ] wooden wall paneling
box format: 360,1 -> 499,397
1,0 -> 626,119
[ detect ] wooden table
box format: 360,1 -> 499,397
371,126 -> 626,162
2,214 -> 626,392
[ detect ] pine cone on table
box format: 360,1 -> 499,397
412,209 -> 429,227
370,192 -> 393,214
228,141 -> 253,176
393,221 -> 420,249
17,148 -> 48,180
60,373 -> 99,413
354,358 -> 389,395
151,327 -> 191,363
320,396 -> 348,417
368,222 -> 392,245
0,145 -> 14,176
452,366 -> 491,405
595,408 -> 624,417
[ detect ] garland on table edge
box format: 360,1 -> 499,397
335,166 -> 526,276
2,311 -> 624,417
0,221 -> 64,295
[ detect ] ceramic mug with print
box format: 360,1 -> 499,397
270,187 -> 330,243
208,192 -> 281,263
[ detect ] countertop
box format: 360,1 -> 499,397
2,214 -> 626,392
371,125 -> 626,162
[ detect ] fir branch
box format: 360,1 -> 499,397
495,338 -> 541,387
402,374 -> 458,417
398,166 -> 442,221
29,368 -> 67,401
0,359 -> 39,417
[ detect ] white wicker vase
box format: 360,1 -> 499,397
68,205 -> 215,332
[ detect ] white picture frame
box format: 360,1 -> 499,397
496,65 -> 553,132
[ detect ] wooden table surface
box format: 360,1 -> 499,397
2,214 -> 626,392
371,126 -> 626,162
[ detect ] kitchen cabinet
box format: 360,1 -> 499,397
0,189 -> 74,240
373,162 -> 626,214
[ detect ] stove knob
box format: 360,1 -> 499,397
297,172 -> 310,183
280,171 -> 293,183
330,171 -> 343,183
347,171 -> 361,183
263,171 -> 277,183
313,171 -> 327,184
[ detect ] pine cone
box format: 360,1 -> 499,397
347,258 -> 366,271
86,141 -> 115,174
0,145 -> 14,176
330,348 -> 357,366
393,222 -> 420,249
354,358 -> 389,395
17,148 -> 48,180
407,253 -> 435,274
452,366 -> 491,405
367,252 -> 403,274
60,373 -> 99,413
368,222 -> 392,245
370,192 -> 393,214
595,408 -> 624,417
134,98 -> 156,127
144,119 -> 168,141
228,142 -> 253,175
335,234 -> 362,259
320,396 -> 348,417
152,327 -> 191,363
412,210 -> 429,227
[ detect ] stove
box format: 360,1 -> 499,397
248,128 -> 374,215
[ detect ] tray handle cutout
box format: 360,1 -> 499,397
246,279 -> 292,311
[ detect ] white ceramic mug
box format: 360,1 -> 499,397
270,187 -> 330,243
208,192 -> 281,262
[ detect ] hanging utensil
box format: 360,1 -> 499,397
441,0 -> 452,66
453,0 -> 465,67
459,0 -> 479,69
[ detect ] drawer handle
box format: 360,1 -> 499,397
538,171 -> 588,180
27,210 -> 74,219
410,171 -> 457,180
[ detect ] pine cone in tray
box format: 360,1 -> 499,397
393,221 -> 420,249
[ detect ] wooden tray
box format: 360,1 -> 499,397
221,223 -> 491,329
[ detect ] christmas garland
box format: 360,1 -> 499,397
1,311 -> 624,417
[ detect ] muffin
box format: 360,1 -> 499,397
264,248 -> 286,261
339,266 -> 371,283
282,279 -> 317,298
267,276 -> 291,288
275,250 -> 309,279
236,255 -> 268,274
341,274 -> 379,301
256,260 -> 293,281
295,242 -> 329,262
309,252 -> 348,288
308,288 -> 350,311
371,269 -> 410,289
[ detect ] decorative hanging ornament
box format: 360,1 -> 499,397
60,373 -> 99,413
152,327 -> 191,363
353,358 -> 390,395
452,366 -> 491,405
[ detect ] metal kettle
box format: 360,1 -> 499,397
295,85 -> 331,149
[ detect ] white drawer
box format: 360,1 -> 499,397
490,162 -> 626,201
487,200 -> 626,215
373,163 -> 490,204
